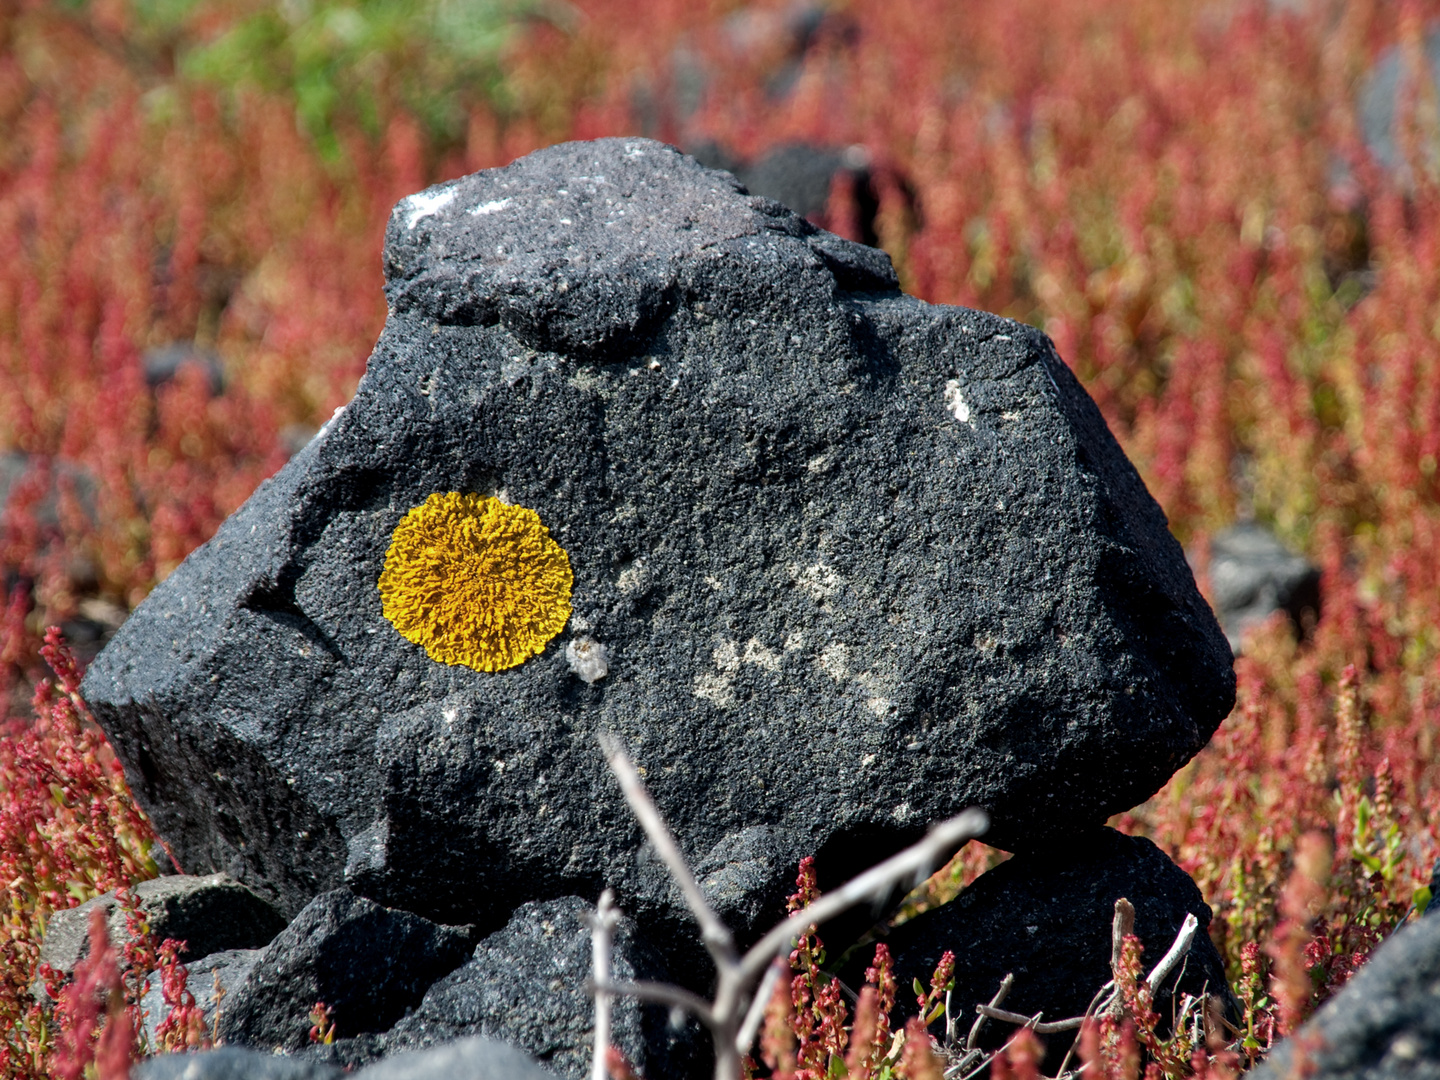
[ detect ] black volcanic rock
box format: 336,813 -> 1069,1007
216,889 -> 473,1053
1249,912 -> 1440,1080
80,138 -> 1234,964
385,896 -> 700,1079
875,829 -> 1234,1054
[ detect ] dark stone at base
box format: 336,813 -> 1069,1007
873,829 -> 1233,1056
385,897 -> 701,1080
1250,913 -> 1440,1080
354,1037 -> 556,1080
140,948 -> 262,1048
38,873 -> 283,992
217,890 -> 473,1052
133,1046 -> 342,1080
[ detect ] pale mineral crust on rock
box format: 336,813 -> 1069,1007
81,138 -> 1234,966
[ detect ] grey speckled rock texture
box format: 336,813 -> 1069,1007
216,889 -> 473,1053
1251,913 -> 1440,1080
871,828 -> 1234,1058
81,138 -> 1235,962
133,1047 -> 343,1080
385,896 -> 700,1079
354,1037 -> 558,1080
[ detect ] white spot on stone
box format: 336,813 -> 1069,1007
694,672 -> 735,709
788,562 -> 839,601
469,197 -> 512,217
891,802 -> 913,822
742,638 -> 781,673
317,404 -> 346,439
807,452 -> 833,473
944,379 -> 971,423
818,643 -> 850,681
713,640 -> 741,674
704,575 -> 723,591
403,188 -> 456,229
442,706 -> 458,724
784,632 -> 805,652
865,696 -> 893,717
565,636 -> 610,683
617,562 -> 649,595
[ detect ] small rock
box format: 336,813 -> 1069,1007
139,948 -> 262,1048
1358,27 -> 1440,181
38,873 -> 284,989
217,889 -> 473,1053
143,343 -> 225,396
1249,913 -> 1440,1080
873,829 -> 1235,1058
132,1046 -> 342,1080
1206,523 -> 1321,653
384,897 -> 700,1080
353,1037 -> 557,1080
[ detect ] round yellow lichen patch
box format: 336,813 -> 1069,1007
378,492 -> 573,672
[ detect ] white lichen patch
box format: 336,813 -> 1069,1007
944,379 -> 972,423
788,561 -> 840,602
713,639 -> 741,674
617,561 -> 650,595
469,197 -> 512,217
784,632 -> 806,652
565,637 -> 610,684
694,672 -> 735,709
742,638 -> 781,673
403,188 -> 457,229
818,642 -> 850,682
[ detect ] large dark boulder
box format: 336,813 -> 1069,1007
874,829 -> 1234,1053
1251,912 -> 1440,1080
385,896 -> 700,1079
81,138 -> 1234,960
216,889 -> 473,1052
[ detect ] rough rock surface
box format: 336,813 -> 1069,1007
81,138 -> 1235,957
385,897 -> 699,1079
133,1047 -> 342,1080
355,1037 -> 557,1080
39,873 -> 283,980
1206,523 -> 1320,653
216,889 -> 473,1052
1251,912 -> 1440,1080
873,829 -> 1234,1052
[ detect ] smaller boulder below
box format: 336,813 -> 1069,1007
133,1046 -> 342,1080
384,897 -> 700,1080
354,1037 -> 557,1080
873,829 -> 1233,1058
139,948 -> 262,1048
217,889 -> 473,1053
39,873 -> 284,988
1249,912 -> 1440,1080
1206,523 -> 1320,654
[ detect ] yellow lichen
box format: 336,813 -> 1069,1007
378,492 -> 573,672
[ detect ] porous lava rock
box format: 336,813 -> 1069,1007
1250,911 -> 1440,1080
873,829 -> 1234,1053
216,889 -> 474,1052
385,896 -> 699,1079
356,1037 -> 558,1080
81,138 -> 1234,960
134,1047 -> 343,1080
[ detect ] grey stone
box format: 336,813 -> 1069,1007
133,1046 -> 342,1080
353,1037 -> 557,1080
1207,523 -> 1320,653
1359,27 -> 1440,182
217,889 -> 473,1053
872,828 -> 1235,1061
39,873 -> 283,987
81,139 -> 1234,963
143,343 -> 225,396
139,948 -> 262,1048
385,897 -> 700,1080
1251,913 -> 1440,1080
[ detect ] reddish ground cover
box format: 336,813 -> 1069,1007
1,0 -> 1438,1075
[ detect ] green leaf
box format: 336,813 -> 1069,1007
1415,885 -> 1433,916
913,977 -> 926,1000
925,1002 -> 946,1025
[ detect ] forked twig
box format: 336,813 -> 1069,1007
591,730 -> 990,1080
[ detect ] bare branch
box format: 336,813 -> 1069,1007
589,978 -> 718,1027
966,972 -> 1014,1051
735,957 -> 786,1056
740,808 -> 989,982
599,732 -> 738,964
976,1005 -> 1085,1034
1110,898 -> 1135,981
589,889 -> 621,1080
1145,913 -> 1198,991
